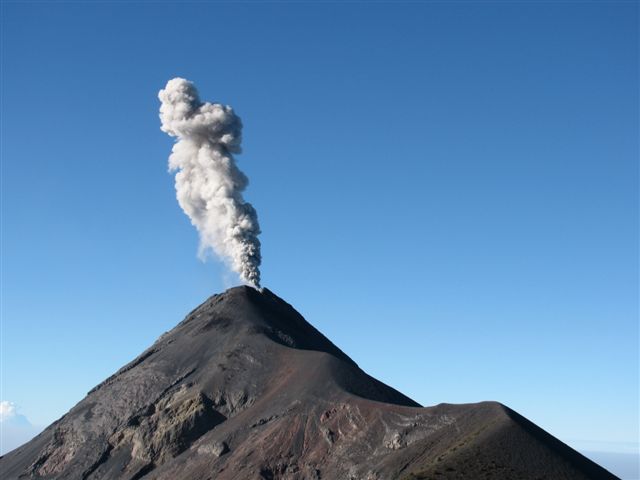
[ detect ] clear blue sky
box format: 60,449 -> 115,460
2,0 -> 637,466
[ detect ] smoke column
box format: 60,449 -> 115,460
159,78 -> 261,288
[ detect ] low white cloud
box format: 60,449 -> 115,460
0,401 -> 41,455
0,401 -> 18,422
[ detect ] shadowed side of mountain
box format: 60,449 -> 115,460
398,403 -> 619,480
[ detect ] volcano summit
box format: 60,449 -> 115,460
0,287 -> 617,479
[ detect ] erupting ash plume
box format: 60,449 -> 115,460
159,78 -> 261,288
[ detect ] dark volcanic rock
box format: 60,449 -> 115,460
0,287 -> 618,479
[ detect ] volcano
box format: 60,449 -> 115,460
0,287 -> 617,479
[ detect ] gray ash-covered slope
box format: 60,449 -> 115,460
1,287 -> 617,480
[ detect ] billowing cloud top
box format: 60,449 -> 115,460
159,78 -> 242,153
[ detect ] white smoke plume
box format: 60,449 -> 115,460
159,78 -> 261,287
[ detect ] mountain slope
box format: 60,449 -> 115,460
0,286 -> 618,479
